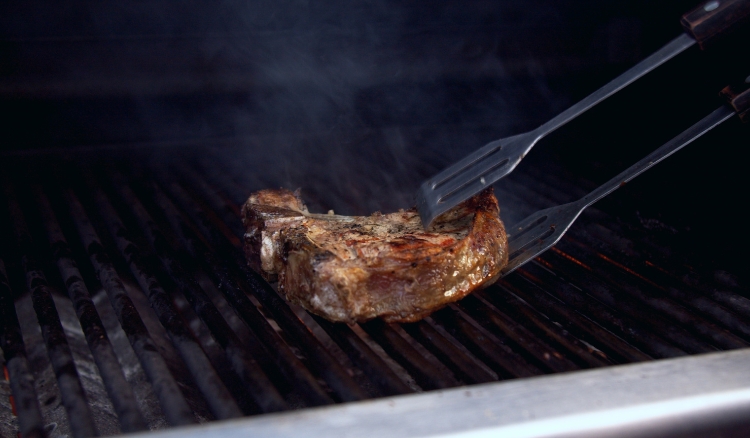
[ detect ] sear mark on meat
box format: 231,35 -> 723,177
241,188 -> 508,323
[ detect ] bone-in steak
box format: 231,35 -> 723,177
242,188 -> 508,323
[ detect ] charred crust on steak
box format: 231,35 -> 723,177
242,188 -> 508,323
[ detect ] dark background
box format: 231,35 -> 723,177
3,0 -> 746,149
1,0 -> 748,277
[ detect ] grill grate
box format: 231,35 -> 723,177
1,145 -> 749,437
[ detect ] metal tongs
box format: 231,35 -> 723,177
416,0 -> 750,228
499,81 -> 749,277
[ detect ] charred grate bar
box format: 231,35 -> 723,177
62,189 -> 213,424
1,260 -> 45,438
71,183 -> 243,420
0,149 -> 748,437
96,178 -> 288,414
4,182 -> 100,438
34,187 -> 149,432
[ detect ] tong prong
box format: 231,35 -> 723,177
416,134 -> 529,225
502,202 -> 584,276
416,33 -> 696,228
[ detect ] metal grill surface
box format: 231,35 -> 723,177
1,144 -> 749,437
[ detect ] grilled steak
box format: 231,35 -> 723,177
242,188 -> 508,323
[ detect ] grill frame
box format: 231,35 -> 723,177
121,348 -> 750,438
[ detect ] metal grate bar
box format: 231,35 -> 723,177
401,319 -> 497,385
3,182 -> 100,438
454,294 -> 581,373
563,228 -> 750,345
552,236 -> 750,348
33,186 -> 148,433
468,291 -> 613,369
514,261 -> 687,359
191,157 -> 252,212
311,314 -> 413,396
360,320 -> 460,390
80,182 -> 233,421
642,261 -> 750,321
502,160 -> 750,349
540,247 -> 719,355
430,306 -> 543,378
171,162 -> 245,238
489,278 -> 651,363
0,260 -> 45,438
108,177 -> 288,413
62,189 -> 224,422
581,215 -> 750,315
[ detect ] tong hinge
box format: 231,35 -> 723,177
720,80 -> 750,122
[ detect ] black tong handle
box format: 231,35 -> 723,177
682,0 -> 750,47
720,80 -> 750,122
